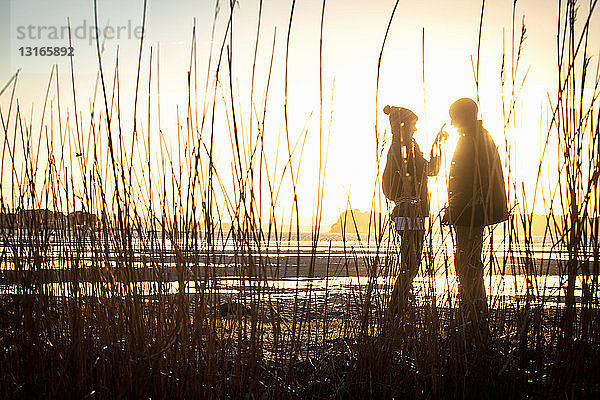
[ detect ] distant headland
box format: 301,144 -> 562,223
329,209 -> 384,234
0,209 -> 98,229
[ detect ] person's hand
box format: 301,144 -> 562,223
435,123 -> 449,144
440,205 -> 450,226
430,124 -> 448,160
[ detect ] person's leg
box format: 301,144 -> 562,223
389,229 -> 425,317
454,225 -> 485,303
466,225 -> 487,314
454,224 -> 488,342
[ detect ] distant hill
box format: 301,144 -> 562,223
512,214 -> 599,237
0,209 -> 99,229
329,209 -> 384,234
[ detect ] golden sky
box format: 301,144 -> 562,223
1,0 -> 599,227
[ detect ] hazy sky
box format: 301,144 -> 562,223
1,0 -> 599,227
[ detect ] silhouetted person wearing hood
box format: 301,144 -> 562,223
382,105 -> 446,318
444,98 -> 508,341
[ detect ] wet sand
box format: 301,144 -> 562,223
0,249 -> 576,284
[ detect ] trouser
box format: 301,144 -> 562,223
388,229 -> 425,317
453,224 -> 489,342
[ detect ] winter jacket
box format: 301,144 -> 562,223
445,121 -> 509,226
383,139 -> 440,218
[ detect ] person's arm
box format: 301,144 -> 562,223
427,144 -> 442,176
382,144 -> 403,200
427,126 -> 448,176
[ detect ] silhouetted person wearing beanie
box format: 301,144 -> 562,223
444,98 -> 508,342
382,105 -> 447,318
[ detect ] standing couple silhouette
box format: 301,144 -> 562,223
382,98 -> 508,339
